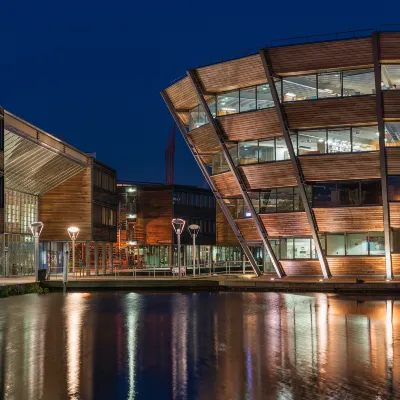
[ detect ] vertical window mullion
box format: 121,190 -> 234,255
368,231 -> 370,256
238,89 -> 241,113
350,127 -> 353,153
344,233 -> 347,256
341,71 -> 344,97
316,73 -> 319,99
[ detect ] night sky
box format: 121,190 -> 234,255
1,1 -> 398,186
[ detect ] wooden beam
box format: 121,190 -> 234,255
186,69 -> 285,278
161,89 -> 264,277
259,48 -> 332,280
372,32 -> 393,280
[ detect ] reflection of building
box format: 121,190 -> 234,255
162,30 -> 400,278
0,108 -> 117,276
117,182 -> 216,267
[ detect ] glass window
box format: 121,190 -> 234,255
346,233 -> 368,255
249,193 -> 259,214
294,238 -> 311,259
235,199 -> 246,219
381,65 -> 400,90
283,75 -> 317,102
317,72 -> 342,98
281,238 -> 294,259
369,232 -> 385,255
240,87 -> 256,112
257,84 -> 274,109
361,181 -> 382,205
217,91 -> 239,116
291,134 -> 298,155
297,130 -> 327,155
327,128 -> 351,153
343,68 -> 375,97
294,187 -> 304,211
258,139 -> 275,162
388,176 -> 400,201
207,97 -> 217,117
189,105 -> 208,130
260,190 -> 277,213
338,182 -> 360,206
352,126 -> 379,152
312,183 -> 337,207
277,188 -> 294,212
385,122 -> 400,147
275,80 -> 282,103
391,229 -> 400,253
313,235 -> 325,259
327,233 -> 345,255
212,152 -> 228,175
238,141 -> 259,165
276,137 -> 290,160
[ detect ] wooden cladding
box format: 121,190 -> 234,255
300,152 -> 380,181
188,124 -> 219,153
392,253 -> 400,275
268,38 -> 373,76
216,205 -> 238,246
197,54 -> 266,93
260,212 -> 311,236
240,162 -> 296,189
39,168 -> 92,241
281,260 -> 322,276
219,108 -> 281,141
166,76 -> 198,110
380,33 -> 400,62
389,203 -> 400,228
235,219 -> 260,241
314,207 -> 384,232
327,256 -> 386,275
387,148 -> 400,175
284,96 -> 377,130
211,172 -> 241,197
383,90 -> 400,120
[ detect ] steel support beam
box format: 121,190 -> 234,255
161,90 -> 265,277
259,48 -> 332,279
372,32 -> 393,280
186,69 -> 285,278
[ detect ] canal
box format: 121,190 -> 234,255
0,291 -> 398,399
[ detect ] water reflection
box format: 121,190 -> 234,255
0,292 -> 399,399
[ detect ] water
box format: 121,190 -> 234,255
0,291 -> 399,400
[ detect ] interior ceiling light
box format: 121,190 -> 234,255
285,92 -> 296,97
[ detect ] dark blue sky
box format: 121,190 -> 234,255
1,1 -> 398,186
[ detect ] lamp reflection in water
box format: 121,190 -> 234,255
65,293 -> 86,398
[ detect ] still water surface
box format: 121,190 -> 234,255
0,291 -> 399,399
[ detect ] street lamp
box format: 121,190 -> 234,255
171,218 -> 185,279
67,227 -> 80,277
188,224 -> 200,277
30,222 -> 44,281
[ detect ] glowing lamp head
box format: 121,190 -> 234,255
171,218 -> 186,235
188,224 -> 200,238
30,222 -> 44,237
67,226 -> 80,240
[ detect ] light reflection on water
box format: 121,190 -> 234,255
0,292 -> 399,399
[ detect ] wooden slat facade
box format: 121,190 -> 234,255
285,96 -> 377,130
327,256 -> 386,275
387,148 -> 400,175
219,108 -> 281,141
281,260 -> 322,276
392,253 -> 400,275
268,37 -> 373,75
188,124 -> 220,153
235,219 -> 260,241
165,76 -> 198,110
383,91 -> 400,120
379,33 -> 400,62
197,54 -> 266,93
314,207 -> 384,232
211,172 -> 241,197
39,167 -> 92,241
300,152 -> 381,181
260,212 -> 311,236
216,205 -> 238,246
389,203 -> 400,228
240,162 -> 296,189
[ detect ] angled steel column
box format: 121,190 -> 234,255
186,69 -> 285,278
161,90 -> 265,277
259,48 -> 332,279
372,32 -> 393,280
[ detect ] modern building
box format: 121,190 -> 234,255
117,182 -> 216,268
0,107 -> 117,276
162,29 -> 400,279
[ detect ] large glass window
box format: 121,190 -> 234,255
294,238 -> 311,259
283,75 -> 317,102
281,238 -> 294,259
327,234 -> 345,255
212,152 -> 228,175
385,122 -> 400,147
369,232 -> 385,255
346,233 -> 368,255
338,182 -> 360,206
217,91 -> 239,116
388,176 -> 400,201
258,139 -> 275,162
352,126 -> 379,152
257,84 -> 274,109
342,68 -> 375,96
317,72 -> 342,98
240,87 -> 256,112
361,181 -> 382,205
294,187 -> 305,211
277,188 -> 294,212
260,190 -> 277,213
276,137 -> 290,160
327,128 -> 351,153
382,65 -> 400,90
313,182 -> 337,207
189,105 -> 208,130
238,141 -> 259,165
297,130 -> 327,155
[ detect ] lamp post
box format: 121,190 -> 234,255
188,224 -> 200,277
67,227 -> 80,277
171,218 -> 185,279
30,222 -> 44,281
